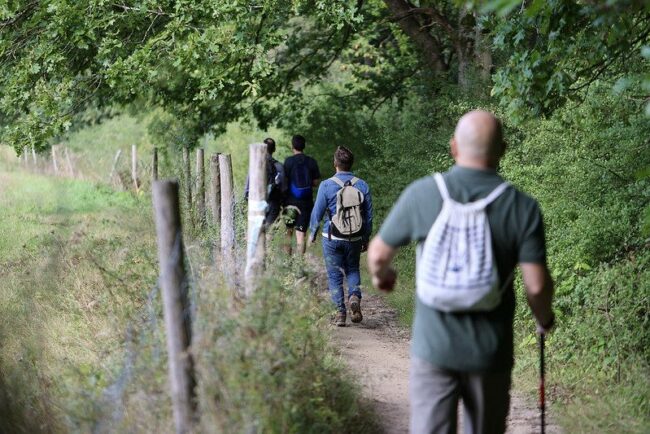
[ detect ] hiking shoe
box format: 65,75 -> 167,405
349,295 -> 363,323
335,311 -> 346,327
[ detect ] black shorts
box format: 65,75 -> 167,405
265,200 -> 282,227
284,201 -> 313,233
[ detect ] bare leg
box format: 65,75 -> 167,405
296,231 -> 306,256
284,228 -> 293,255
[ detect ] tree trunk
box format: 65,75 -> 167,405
456,8 -> 475,89
383,0 -> 447,73
474,13 -> 492,83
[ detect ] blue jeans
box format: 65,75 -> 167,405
322,238 -> 362,313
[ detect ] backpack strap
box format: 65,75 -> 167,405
479,182 -> 510,207
349,177 -> 359,186
433,173 -> 451,201
330,176 -> 345,188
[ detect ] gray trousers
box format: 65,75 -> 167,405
409,356 -> 511,434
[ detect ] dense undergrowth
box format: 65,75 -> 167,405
0,146 -> 377,432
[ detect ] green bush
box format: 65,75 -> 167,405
194,263 -> 378,433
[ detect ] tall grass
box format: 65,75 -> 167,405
0,168 -> 157,432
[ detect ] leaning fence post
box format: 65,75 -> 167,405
52,146 -> 59,175
209,153 -> 221,229
245,143 -> 268,296
152,147 -> 159,182
131,144 -> 139,192
152,180 -> 196,434
195,148 -> 206,227
219,154 -> 235,259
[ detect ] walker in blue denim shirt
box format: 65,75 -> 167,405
309,172 -> 373,316
309,172 -> 373,242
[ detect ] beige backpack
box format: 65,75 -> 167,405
329,177 -> 364,239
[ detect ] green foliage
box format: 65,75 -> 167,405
0,0 -> 368,151
501,84 -> 650,276
488,0 -> 650,121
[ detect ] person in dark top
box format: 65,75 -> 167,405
283,134 -> 321,255
244,137 -> 286,227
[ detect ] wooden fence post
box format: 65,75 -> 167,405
64,147 -> 75,178
52,146 -> 59,175
152,147 -> 159,182
109,149 -> 122,185
245,143 -> 268,296
209,154 -> 221,229
182,146 -> 192,215
219,154 -> 235,259
152,180 -> 196,434
31,146 -> 37,168
195,148 -> 205,227
131,144 -> 139,192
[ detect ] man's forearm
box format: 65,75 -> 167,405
527,286 -> 554,328
367,237 -> 395,276
521,263 -> 555,329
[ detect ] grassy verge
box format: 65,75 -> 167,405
0,167 -> 157,432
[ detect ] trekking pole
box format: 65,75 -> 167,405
539,332 -> 546,434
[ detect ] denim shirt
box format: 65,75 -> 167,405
309,172 -> 373,242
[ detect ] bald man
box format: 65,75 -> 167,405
368,111 -> 555,434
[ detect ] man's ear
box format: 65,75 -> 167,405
450,137 -> 458,159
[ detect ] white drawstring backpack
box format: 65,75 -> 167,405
416,173 -> 512,312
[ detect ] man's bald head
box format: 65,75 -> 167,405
452,110 -> 505,168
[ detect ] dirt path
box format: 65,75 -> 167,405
310,255 -> 561,434
331,291 -> 411,433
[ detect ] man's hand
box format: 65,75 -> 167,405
372,267 -> 397,293
367,236 -> 398,293
308,232 -> 317,248
361,242 -> 368,253
536,313 -> 555,335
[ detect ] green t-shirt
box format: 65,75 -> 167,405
379,165 -> 546,372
